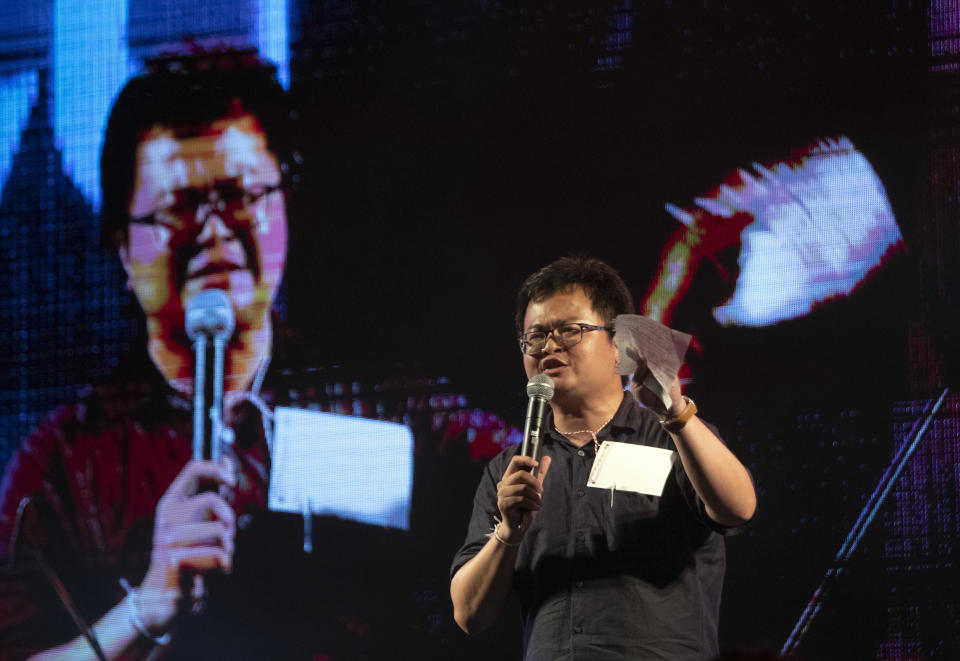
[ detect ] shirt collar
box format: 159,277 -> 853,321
543,390 -> 638,448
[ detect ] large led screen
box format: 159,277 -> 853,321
1,1 -> 959,659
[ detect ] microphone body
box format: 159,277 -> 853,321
183,289 -> 235,613
185,289 -> 235,463
520,374 -> 555,473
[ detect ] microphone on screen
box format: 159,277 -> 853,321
184,289 -> 235,614
185,288 -> 235,464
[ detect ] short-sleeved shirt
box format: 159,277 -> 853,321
451,393 -> 734,661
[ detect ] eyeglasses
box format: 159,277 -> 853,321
518,322 -> 613,355
129,180 -> 284,240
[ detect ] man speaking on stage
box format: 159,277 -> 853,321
0,49 -> 312,660
450,256 -> 757,660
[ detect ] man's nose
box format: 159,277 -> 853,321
541,331 -> 564,352
194,209 -> 234,244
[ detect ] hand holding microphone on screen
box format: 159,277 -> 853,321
132,290 -> 239,636
182,289 -> 235,613
137,459 -> 238,635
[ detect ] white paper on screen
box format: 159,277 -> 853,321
268,406 -> 414,530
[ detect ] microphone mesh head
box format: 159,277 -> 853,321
185,289 -> 236,340
526,374 -> 555,400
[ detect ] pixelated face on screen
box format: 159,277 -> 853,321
120,113 -> 288,333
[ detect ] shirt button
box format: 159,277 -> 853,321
573,626 -> 583,634
577,449 -> 585,457
576,489 -> 585,497
575,580 -> 584,588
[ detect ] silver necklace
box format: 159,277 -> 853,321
555,412 -> 615,454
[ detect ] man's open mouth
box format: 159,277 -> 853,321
186,261 -> 244,280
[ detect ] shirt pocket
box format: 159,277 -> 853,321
601,489 -> 694,583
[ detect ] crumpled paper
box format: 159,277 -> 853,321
613,314 -> 691,410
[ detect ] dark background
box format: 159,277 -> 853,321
2,1 -> 959,658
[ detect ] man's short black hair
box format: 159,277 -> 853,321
515,256 -> 636,335
100,47 -> 297,248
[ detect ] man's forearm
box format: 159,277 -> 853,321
27,598 -> 150,661
450,529 -> 521,635
669,415 -> 757,526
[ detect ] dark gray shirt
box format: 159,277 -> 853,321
451,393 -> 737,661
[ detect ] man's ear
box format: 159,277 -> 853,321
115,236 -> 134,290
117,244 -> 130,269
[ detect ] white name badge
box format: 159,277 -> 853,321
268,406 -> 414,530
587,440 -> 676,497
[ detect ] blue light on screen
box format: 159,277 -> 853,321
257,0 -> 289,89
53,0 -> 129,211
0,69 -> 38,200
14,0 -> 291,213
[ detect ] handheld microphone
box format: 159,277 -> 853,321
186,288 -> 235,342
184,289 -> 235,613
520,374 -> 554,474
185,289 -> 235,463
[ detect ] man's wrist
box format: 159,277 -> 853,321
492,522 -> 522,547
490,517 -> 524,547
119,579 -> 172,647
660,396 -> 697,434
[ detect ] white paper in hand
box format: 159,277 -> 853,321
587,441 -> 676,497
268,407 -> 414,530
613,314 -> 691,410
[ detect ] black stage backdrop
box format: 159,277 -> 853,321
1,1 -> 959,659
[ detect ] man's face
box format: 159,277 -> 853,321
522,287 -> 620,401
121,114 -> 287,338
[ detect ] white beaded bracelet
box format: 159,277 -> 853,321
119,579 -> 171,646
493,524 -> 521,547
488,518 -> 521,547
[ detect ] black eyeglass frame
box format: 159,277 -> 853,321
128,180 -> 287,236
518,322 -> 614,355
